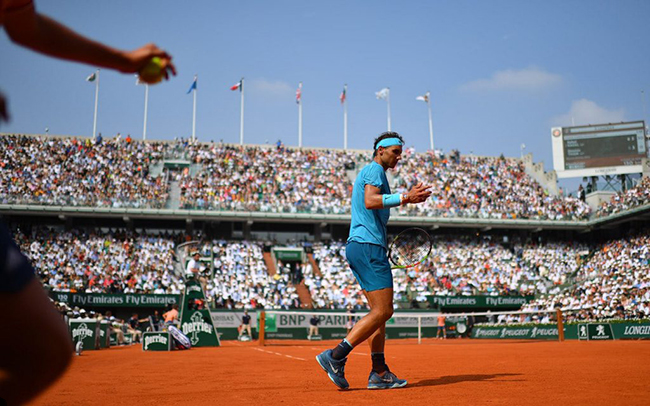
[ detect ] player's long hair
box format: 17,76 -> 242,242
373,131 -> 404,156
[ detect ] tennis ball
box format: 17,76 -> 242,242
138,57 -> 164,84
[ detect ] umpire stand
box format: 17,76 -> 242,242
178,278 -> 220,347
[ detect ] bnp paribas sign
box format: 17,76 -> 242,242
179,280 -> 220,347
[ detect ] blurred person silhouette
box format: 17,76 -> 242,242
0,0 -> 175,403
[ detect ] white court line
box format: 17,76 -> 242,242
253,347 -> 306,361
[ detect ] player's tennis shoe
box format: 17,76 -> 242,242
367,369 -> 408,389
316,349 -> 349,389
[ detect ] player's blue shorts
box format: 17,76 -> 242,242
346,241 -> 393,292
0,223 -> 35,293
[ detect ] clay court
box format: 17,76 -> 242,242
34,339 -> 650,405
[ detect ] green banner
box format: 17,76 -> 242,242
179,280 -> 220,347
273,248 -> 303,261
70,318 -> 99,350
613,322 -> 650,339
143,332 -> 172,351
577,323 -> 614,340
427,295 -> 534,309
472,321 -> 650,340
471,324 -> 560,339
50,291 -> 181,308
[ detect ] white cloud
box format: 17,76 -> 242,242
248,78 -> 293,97
460,66 -> 562,92
551,99 -> 625,127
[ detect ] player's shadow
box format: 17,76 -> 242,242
340,373 -> 523,391
411,373 -> 523,387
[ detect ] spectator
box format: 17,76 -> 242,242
436,314 -> 446,339
308,315 -> 320,339
238,310 -> 252,339
163,304 -> 179,326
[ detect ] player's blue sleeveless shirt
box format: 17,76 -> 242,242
347,161 -> 391,249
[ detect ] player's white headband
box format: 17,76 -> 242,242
376,138 -> 403,149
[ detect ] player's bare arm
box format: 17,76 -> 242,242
3,2 -> 176,78
364,183 -> 431,210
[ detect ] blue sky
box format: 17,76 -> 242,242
1,0 -> 649,194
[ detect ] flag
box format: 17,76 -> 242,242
296,82 -> 302,104
230,80 -> 242,91
187,76 -> 197,94
416,92 -> 429,103
375,88 -> 389,100
340,86 -> 346,104
86,72 -> 97,82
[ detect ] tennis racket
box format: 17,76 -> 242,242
388,227 -> 432,269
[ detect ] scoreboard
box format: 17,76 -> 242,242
552,121 -> 647,178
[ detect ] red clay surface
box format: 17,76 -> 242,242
33,339 -> 650,406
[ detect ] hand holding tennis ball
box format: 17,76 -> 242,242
138,57 -> 165,84
127,44 -> 176,84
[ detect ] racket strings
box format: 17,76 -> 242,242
390,230 -> 431,267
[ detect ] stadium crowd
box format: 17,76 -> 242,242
6,221 -> 648,321
5,134 -> 650,220
177,143 -> 361,214
175,143 -> 592,220
0,134 -> 169,208
594,176 -> 650,218
522,231 -> 650,321
303,242 -> 365,309
303,236 -> 588,309
206,240 -> 301,309
2,133 -> 649,323
393,151 -> 591,220
13,227 -> 183,294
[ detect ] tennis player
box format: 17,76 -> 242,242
316,131 -> 431,389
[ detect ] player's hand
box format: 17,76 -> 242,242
0,92 -> 10,125
404,182 -> 432,204
122,43 -> 176,81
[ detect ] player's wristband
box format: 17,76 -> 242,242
382,193 -> 402,208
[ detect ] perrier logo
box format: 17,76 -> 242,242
72,323 -> 94,341
144,334 -> 168,350
182,311 -> 213,345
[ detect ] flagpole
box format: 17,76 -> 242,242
143,84 -> 149,141
386,87 -> 391,132
240,78 -> 245,145
93,69 -> 99,139
298,82 -> 303,148
343,84 -> 348,150
192,75 -> 197,142
427,92 -> 434,151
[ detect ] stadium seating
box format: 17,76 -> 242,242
3,134 -> 649,321
0,134 -> 169,208
2,134 -> 601,220
594,177 -> 650,218
13,227 -> 183,294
